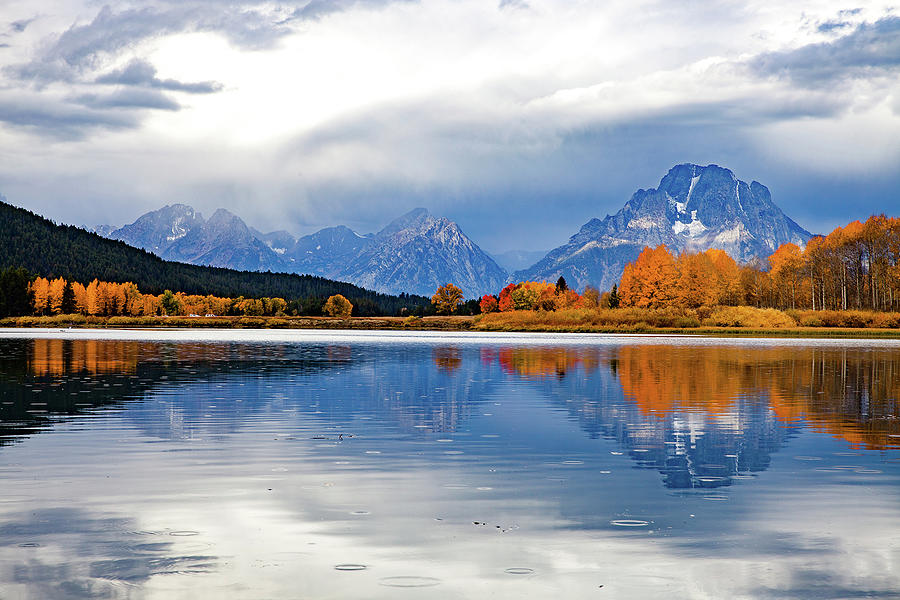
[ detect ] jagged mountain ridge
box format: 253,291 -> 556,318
109,204 -> 286,272
516,163 -> 812,291
105,205 -> 507,297
285,225 -> 374,279
336,208 -> 508,298
98,163 -> 812,297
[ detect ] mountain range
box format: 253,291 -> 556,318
0,198 -> 430,316
105,206 -> 507,298
98,163 -> 814,297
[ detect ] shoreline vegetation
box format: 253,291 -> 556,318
5,306 -> 900,338
3,210 -> 899,340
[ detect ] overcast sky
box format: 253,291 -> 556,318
1,0 -> 899,252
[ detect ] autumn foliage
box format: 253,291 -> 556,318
431,283 -> 465,315
487,279 -> 586,312
26,277 -> 288,317
616,215 -> 900,314
619,245 -> 742,309
479,295 -> 499,313
323,294 -> 354,318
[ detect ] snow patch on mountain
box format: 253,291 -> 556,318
516,163 -> 813,291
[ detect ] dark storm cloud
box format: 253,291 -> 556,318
95,59 -> 223,93
0,96 -> 138,139
752,16 -> 900,86
73,88 -> 181,111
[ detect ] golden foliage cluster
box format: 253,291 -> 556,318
323,294 -> 353,318
27,276 -> 288,317
618,215 -> 900,313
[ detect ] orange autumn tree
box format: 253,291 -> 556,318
479,295 -> 499,313
555,288 -> 583,310
705,249 -> 742,305
674,251 -> 718,308
619,245 -> 677,308
48,277 -> 66,314
323,294 -> 353,318
21,276 -> 289,318
29,277 -> 50,315
498,283 -> 516,312
72,281 -> 87,313
431,283 -> 464,315
768,243 -> 804,310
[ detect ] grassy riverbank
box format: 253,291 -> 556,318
472,307 -> 900,337
4,307 -> 900,338
0,313 -> 474,331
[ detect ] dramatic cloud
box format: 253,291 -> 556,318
0,0 -> 898,251
0,94 -> 138,139
752,16 -> 900,86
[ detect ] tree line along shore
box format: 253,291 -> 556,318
2,214 -> 899,335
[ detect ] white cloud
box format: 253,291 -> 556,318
0,0 -> 898,248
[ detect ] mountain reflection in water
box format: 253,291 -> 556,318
3,339 -> 899,474
1,335 -> 900,599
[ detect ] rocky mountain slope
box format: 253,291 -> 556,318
516,163 -> 812,291
105,205 -> 507,297
335,208 -> 507,298
109,205 -> 285,272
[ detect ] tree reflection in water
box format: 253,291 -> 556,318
485,344 -> 900,487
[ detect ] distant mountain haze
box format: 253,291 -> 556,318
490,249 -> 550,272
98,163 -> 813,297
106,205 -> 508,297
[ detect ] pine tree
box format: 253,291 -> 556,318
61,281 -> 77,314
609,284 -> 620,308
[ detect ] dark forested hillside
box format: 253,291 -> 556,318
0,200 -> 429,315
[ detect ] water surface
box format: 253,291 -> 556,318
1,329 -> 899,599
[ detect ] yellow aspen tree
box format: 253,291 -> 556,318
85,279 -> 101,316
324,294 -> 353,318
768,243 -> 803,310
619,246 -> 677,308
122,283 -> 142,315
48,277 -> 66,315
431,284 -> 464,315
108,283 -> 126,315
30,277 -> 50,315
94,281 -> 110,315
706,249 -> 742,305
675,252 -> 717,308
142,294 -> 160,316
72,282 -> 87,314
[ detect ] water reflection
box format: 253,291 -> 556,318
1,335 -> 900,598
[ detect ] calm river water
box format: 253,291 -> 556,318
0,329 -> 899,599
